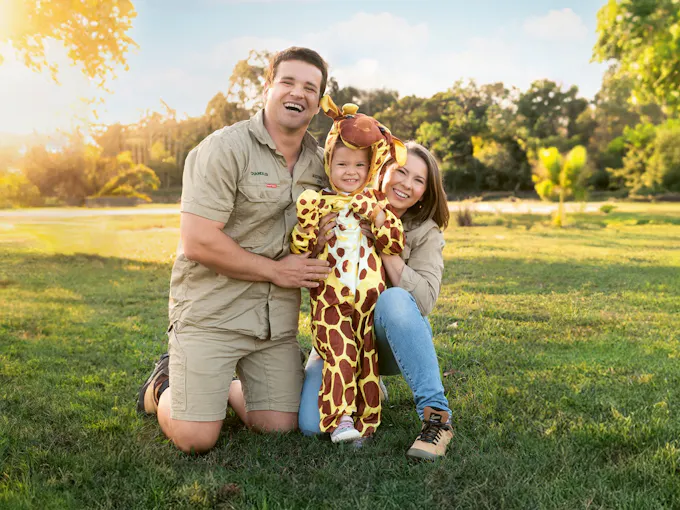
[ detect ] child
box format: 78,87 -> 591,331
291,96 -> 406,442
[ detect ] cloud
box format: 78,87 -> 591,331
329,34 -> 542,98
206,36 -> 292,71
205,12 -> 428,67
522,8 -> 589,41
0,8 -> 606,134
310,12 -> 429,56
173,10 -> 600,110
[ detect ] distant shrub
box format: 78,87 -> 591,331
455,205 -> 474,227
0,171 -> 43,208
599,204 -> 617,214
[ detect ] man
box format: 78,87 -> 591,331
137,47 -> 331,454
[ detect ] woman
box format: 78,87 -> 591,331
298,141 -> 452,460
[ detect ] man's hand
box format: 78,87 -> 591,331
273,252 -> 331,288
310,212 -> 337,258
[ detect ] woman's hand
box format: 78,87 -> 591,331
310,212 -> 337,258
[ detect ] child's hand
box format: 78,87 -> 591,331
370,205 -> 386,229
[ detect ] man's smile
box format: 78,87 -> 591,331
284,102 -> 305,112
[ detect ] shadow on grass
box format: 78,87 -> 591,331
3,249 -> 680,508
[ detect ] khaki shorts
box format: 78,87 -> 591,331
167,322 -> 304,422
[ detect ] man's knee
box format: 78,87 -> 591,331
170,420 -> 223,454
247,411 -> 298,433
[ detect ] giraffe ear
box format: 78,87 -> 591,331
392,138 -> 408,166
320,95 -> 342,120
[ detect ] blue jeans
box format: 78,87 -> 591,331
299,287 -> 451,436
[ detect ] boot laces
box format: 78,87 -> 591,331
418,419 -> 448,444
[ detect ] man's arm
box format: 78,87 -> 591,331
181,212 -> 330,289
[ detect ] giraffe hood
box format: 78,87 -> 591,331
321,95 -> 407,195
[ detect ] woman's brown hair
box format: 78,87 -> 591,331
382,141 -> 449,230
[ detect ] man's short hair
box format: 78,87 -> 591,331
265,47 -> 328,97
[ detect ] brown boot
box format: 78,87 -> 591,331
406,407 -> 453,461
136,353 -> 169,415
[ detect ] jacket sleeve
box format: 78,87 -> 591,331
372,205 -> 404,255
398,225 -> 445,316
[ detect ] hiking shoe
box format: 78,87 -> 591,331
378,377 -> 388,403
406,407 -> 453,461
136,353 -> 169,415
331,417 -> 362,443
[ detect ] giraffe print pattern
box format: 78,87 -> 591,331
292,188 -> 404,436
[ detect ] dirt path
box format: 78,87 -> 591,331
0,201 -> 603,218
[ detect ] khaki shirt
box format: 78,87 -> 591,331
169,110 -> 328,340
396,218 -> 445,316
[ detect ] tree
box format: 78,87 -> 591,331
357,88 -> 399,117
204,92 -> 249,132
0,0 -> 138,89
609,122 -> 657,194
593,0 -> 680,112
227,49 -> 271,112
96,151 -> 160,202
648,120 -> 680,192
534,146 -> 588,227
411,81 -> 531,194
148,141 -> 178,189
21,132 -> 111,204
375,95 -> 429,142
586,66 -> 665,189
517,80 -> 590,148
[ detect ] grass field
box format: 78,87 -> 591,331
1,203 -> 680,509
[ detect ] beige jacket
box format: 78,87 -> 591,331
396,218 -> 445,316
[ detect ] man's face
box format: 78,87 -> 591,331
264,60 -> 322,133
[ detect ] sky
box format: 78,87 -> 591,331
0,0 -> 610,136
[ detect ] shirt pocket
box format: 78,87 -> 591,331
238,183 -> 284,203
229,182 -> 290,251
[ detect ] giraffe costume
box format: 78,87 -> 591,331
291,96 -> 407,436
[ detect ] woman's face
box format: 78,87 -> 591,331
380,152 -> 428,217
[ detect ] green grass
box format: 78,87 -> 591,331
1,204 -> 679,509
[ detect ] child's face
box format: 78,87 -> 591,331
329,144 -> 370,193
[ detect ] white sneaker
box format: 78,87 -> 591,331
331,418 -> 361,443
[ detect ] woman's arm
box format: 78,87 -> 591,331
370,206 -> 404,256
382,254 -> 405,287
387,224 -> 445,316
